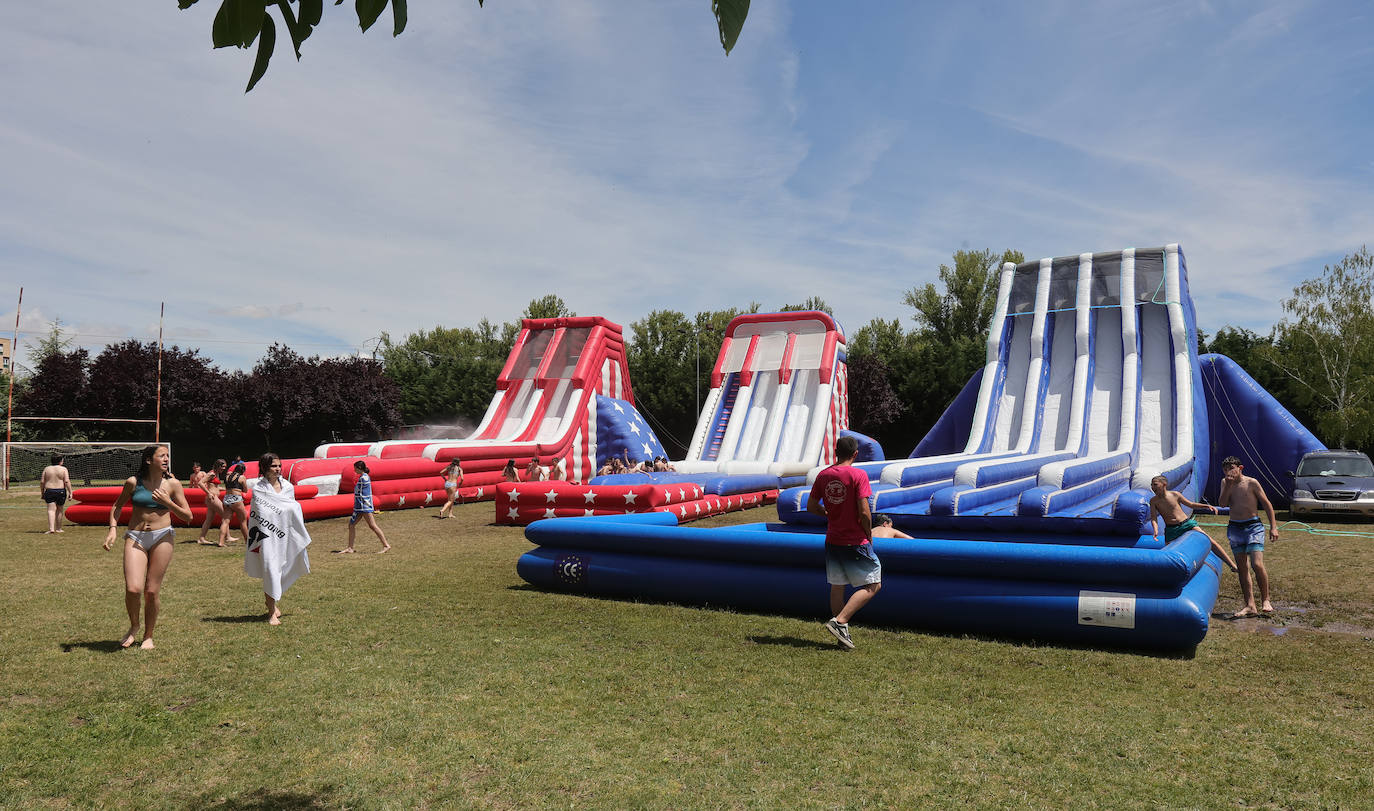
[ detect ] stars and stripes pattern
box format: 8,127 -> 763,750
595,396 -> 667,467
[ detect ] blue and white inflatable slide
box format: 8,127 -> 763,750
518,245 -> 1322,651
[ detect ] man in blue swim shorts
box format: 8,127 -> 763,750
1218,456 -> 1279,619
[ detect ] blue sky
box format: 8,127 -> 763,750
2,1 -> 1371,371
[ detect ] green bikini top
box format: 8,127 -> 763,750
131,480 -> 160,509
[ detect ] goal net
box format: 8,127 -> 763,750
2,442 -> 171,487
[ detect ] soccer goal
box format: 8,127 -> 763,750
2,441 -> 171,488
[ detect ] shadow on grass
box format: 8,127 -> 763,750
60,640 -> 125,654
746,635 -> 837,650
202,614 -> 270,624
195,786 -> 339,810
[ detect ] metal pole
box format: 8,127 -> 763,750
4,287 -> 22,489
154,302 -> 164,442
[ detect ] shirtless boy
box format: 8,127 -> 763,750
1218,456 -> 1279,618
40,455 -> 72,534
871,514 -> 913,540
1147,475 -> 1236,571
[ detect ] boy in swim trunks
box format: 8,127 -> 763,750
1218,456 -> 1279,618
1147,475 -> 1236,571
40,455 -> 72,534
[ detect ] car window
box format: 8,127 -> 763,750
1297,456 -> 1374,477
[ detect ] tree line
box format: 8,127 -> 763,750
5,246 -> 1370,466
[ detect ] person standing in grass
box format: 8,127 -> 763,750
437,459 -> 464,519
102,444 -> 193,649
218,462 -> 249,545
246,452 -> 311,625
807,435 -> 879,650
40,454 -> 72,534
1147,475 -> 1236,571
342,460 -> 390,553
1218,456 -> 1279,619
196,459 -> 227,546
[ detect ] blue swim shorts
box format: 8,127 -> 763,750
1227,518 -> 1266,554
825,542 -> 882,587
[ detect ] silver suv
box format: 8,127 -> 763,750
1289,449 -> 1374,518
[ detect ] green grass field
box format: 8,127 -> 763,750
2,487 -> 1372,809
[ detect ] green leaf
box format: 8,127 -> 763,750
392,0 -> 407,36
178,0 -> 201,9
212,0 -> 266,49
275,0 -> 306,59
712,0 -> 749,55
246,11 -> 276,92
356,0 -> 387,32
300,0 -> 323,26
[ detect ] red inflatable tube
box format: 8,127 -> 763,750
337,457 -> 445,492
284,457 -> 356,482
65,503 -> 240,528
320,444 -> 372,458
495,481 -> 705,511
378,443 -> 435,459
494,491 -> 774,526
372,490 -> 448,511
298,495 -> 357,521
494,489 -> 777,526
69,485 -> 318,506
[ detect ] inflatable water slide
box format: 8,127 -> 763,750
516,245 -> 1323,650
496,311 -> 854,525
63,317 -> 637,525
309,316 -> 636,504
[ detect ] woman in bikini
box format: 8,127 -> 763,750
195,458 -> 227,546
102,444 -> 193,649
218,461 -> 249,545
436,458 -> 464,519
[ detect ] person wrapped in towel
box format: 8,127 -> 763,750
245,453 -> 311,625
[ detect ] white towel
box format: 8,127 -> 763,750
245,477 -> 312,600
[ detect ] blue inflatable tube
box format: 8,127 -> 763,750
517,542 -> 1222,651
519,516 -> 1223,650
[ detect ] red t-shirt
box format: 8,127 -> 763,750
810,463 -> 872,545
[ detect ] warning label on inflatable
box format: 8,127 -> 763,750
1077,590 -> 1137,629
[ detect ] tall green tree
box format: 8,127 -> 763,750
25,318 -> 74,370
886,249 -> 1025,453
778,297 -> 832,314
522,295 -> 575,322
13,348 -> 89,441
903,249 -> 1024,344
626,309 -> 697,456
1265,247 -> 1374,449
380,320 -> 510,426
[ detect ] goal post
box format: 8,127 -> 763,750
2,441 -> 172,488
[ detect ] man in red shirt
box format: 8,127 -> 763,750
807,435 -> 880,650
